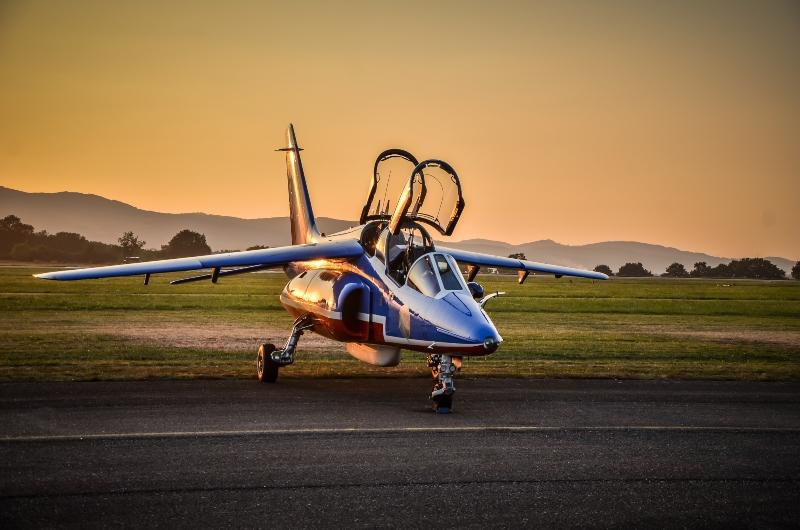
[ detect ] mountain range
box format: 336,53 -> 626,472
1,186 -> 795,274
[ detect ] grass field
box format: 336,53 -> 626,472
1,265 -> 798,381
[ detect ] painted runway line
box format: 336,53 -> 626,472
3,425 -> 799,443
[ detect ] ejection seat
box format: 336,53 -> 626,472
386,233 -> 408,283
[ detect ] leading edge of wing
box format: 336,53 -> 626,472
34,240 -> 365,281
437,246 -> 609,280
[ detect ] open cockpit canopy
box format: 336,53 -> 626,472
360,150 -> 465,236
360,149 -> 419,224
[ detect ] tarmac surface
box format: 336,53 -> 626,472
1,377 -> 799,528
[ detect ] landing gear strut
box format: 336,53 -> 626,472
427,353 -> 457,413
256,314 -> 314,383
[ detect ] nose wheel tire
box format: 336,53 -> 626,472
257,343 -> 279,383
431,392 -> 453,414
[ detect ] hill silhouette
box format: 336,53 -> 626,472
1,186 -> 795,273
444,238 -> 795,277
0,186 -> 353,251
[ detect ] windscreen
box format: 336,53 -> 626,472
434,254 -> 464,291
360,149 -> 418,224
406,255 -> 441,297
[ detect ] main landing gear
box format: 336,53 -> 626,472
427,354 -> 461,414
256,314 -> 314,383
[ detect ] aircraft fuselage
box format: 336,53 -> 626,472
279,230 -> 502,364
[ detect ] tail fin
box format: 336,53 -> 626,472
281,124 -> 321,244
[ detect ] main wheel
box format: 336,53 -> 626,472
257,343 -> 279,383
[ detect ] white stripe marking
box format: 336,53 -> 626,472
280,295 -> 476,348
2,425 -> 798,443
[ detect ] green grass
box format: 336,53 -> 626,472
0,266 -> 798,381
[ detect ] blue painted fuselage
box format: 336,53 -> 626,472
279,238 -> 502,357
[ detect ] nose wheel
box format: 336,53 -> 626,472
427,354 -> 457,413
431,390 -> 453,413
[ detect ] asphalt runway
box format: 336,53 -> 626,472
1,378 -> 799,528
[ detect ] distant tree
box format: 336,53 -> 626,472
617,262 -> 653,277
0,215 -> 34,235
0,215 -> 122,263
662,262 -> 689,278
690,261 -> 712,278
725,258 -> 784,280
708,262 -> 732,278
118,231 -> 146,257
0,215 -> 35,256
508,253 -> 527,260
246,245 -> 270,251
690,258 -> 785,279
48,232 -> 88,254
161,229 -> 211,258
83,240 -> 121,263
593,264 -> 614,276
793,262 -> 800,280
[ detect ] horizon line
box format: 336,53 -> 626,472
1,184 -> 796,261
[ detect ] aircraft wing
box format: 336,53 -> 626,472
437,246 -> 609,280
35,240 -> 365,281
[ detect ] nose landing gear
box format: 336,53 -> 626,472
256,314 -> 315,383
427,354 -> 459,413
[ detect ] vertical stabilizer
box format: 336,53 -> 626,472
282,124 -> 321,244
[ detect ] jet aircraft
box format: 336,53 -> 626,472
36,125 -> 608,412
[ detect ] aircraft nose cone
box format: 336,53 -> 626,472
482,336 -> 500,353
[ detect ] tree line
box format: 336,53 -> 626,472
592,259 -> 796,280
3,214 -> 797,280
0,215 -> 220,263
509,252 -> 798,280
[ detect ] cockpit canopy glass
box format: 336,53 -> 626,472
360,149 -> 419,224
403,161 -> 465,236
361,150 -> 465,236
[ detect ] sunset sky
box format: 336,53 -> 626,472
0,0 -> 797,258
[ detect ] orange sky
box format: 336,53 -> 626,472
0,1 -> 798,258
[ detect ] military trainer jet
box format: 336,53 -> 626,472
37,124 -> 608,413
